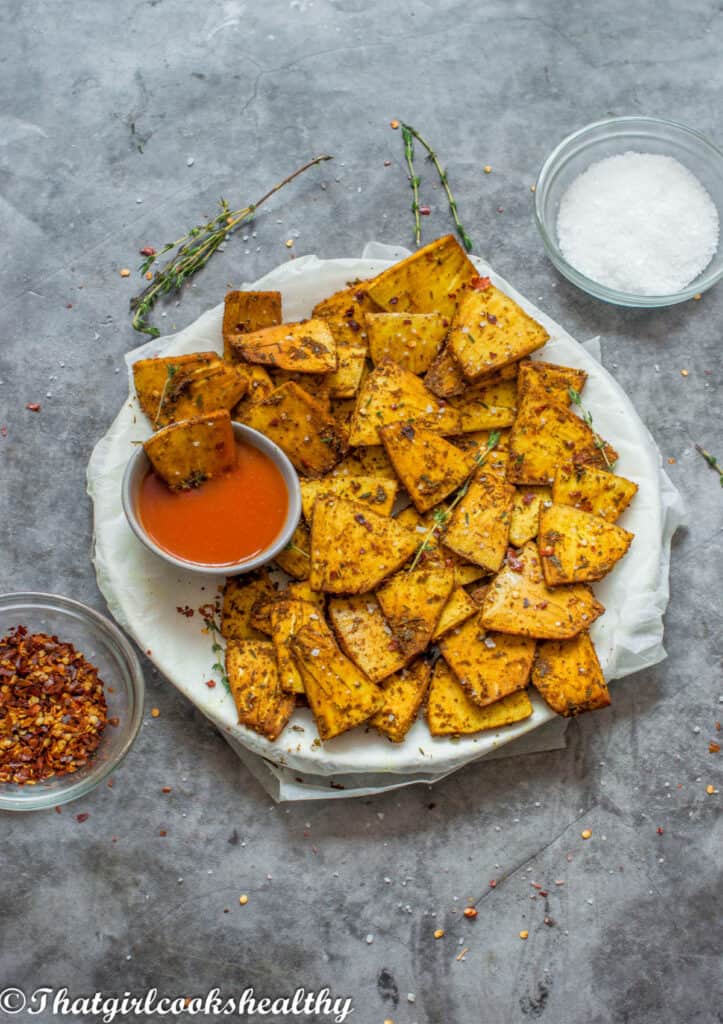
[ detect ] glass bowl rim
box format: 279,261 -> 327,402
534,115 -> 723,307
0,591 -> 145,811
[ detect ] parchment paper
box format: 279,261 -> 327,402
87,243 -> 685,798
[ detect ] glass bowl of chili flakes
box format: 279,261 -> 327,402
0,592 -> 144,811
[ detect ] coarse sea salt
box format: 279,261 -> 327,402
556,151 -> 719,295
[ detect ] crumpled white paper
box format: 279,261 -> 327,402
87,243 -> 685,801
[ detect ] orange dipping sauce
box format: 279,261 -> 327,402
137,441 -> 289,566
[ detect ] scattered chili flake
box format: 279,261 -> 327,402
119,268 -> 131,277
463,907 -> 478,919
390,119 -> 400,129
76,812 -> 89,823
107,778 -> 114,788
0,626 -> 108,785
139,246 -> 156,257
159,829 -> 167,836
383,160 -> 391,167
205,679 -> 216,688
162,786 -> 172,794
656,827 -> 664,835
25,403 -> 41,412
420,206 -> 431,216
66,303 -> 73,309
581,829 -> 592,840
0,426 -> 7,438
470,276 -> 491,292
54,805 -> 62,814
150,707 -> 160,718
489,879 -> 497,888
176,605 -> 194,618
543,916 -> 554,926
709,741 -> 720,753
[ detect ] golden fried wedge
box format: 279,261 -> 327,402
285,580 -> 326,611
508,486 -> 552,547
552,464 -> 638,522
538,503 -> 634,585
270,599 -> 324,694
366,234 -> 478,319
376,568 -> 455,660
508,399 -> 618,486
310,498 -> 418,594
366,312 -> 449,374
449,371 -> 518,431
442,473 -> 516,572
327,594 -> 407,682
222,290 -> 282,361
427,659 -> 533,736
432,587 -> 479,640
221,572 -> 277,641
290,623 -> 384,740
517,359 -> 587,405
143,409 -> 236,491
439,613 -> 536,708
155,362 -> 248,427
379,421 -> 477,513
225,640 -> 295,741
480,542 -> 605,639
133,351 -> 222,425
326,339 -> 367,399
300,475 -> 397,523
273,522 -> 311,581
232,366 -> 275,421
242,381 -> 346,477
312,279 -> 378,325
231,319 -> 337,374
348,358 -> 462,447
370,660 -> 432,742
447,284 -> 548,380
532,632 -> 610,716
330,446 -> 397,481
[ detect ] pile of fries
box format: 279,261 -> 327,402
132,236 -> 638,745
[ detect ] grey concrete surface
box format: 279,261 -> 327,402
1,1 -> 722,1022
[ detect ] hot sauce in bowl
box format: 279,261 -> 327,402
122,423 -> 302,574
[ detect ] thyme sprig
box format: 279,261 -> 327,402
408,431 -> 501,572
695,444 -> 723,487
568,387 -> 615,471
199,601 -> 231,693
401,124 -> 422,247
400,123 -> 473,252
130,154 -> 333,338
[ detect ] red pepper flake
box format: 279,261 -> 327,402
419,206 -> 431,216
25,402 -> 41,412
383,160 -> 391,167
205,679 -> 216,688
176,605 -> 194,618
76,812 -> 89,823
470,276 -> 491,292
354,513 -> 372,532
709,741 -> 720,754
54,806 -> 62,814
159,829 -> 167,837
161,786 -> 172,794
506,548 -> 524,572
0,626 -> 108,785
0,426 -> 7,438
66,303 -> 73,309
107,778 -> 114,788
544,916 -> 555,927
536,600 -> 549,610
487,313 -> 498,324
522,492 -> 535,506
656,827 -> 664,835
463,907 -> 478,919
489,879 -> 497,888
139,246 -> 157,257
715,721 -> 721,731
539,890 -> 548,898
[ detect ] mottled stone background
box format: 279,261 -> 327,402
0,2 -> 721,1022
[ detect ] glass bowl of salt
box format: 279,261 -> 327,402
534,116 -> 723,306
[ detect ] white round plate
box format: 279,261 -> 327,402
88,245 -> 676,777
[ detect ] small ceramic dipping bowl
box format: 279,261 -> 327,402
121,422 -> 302,576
